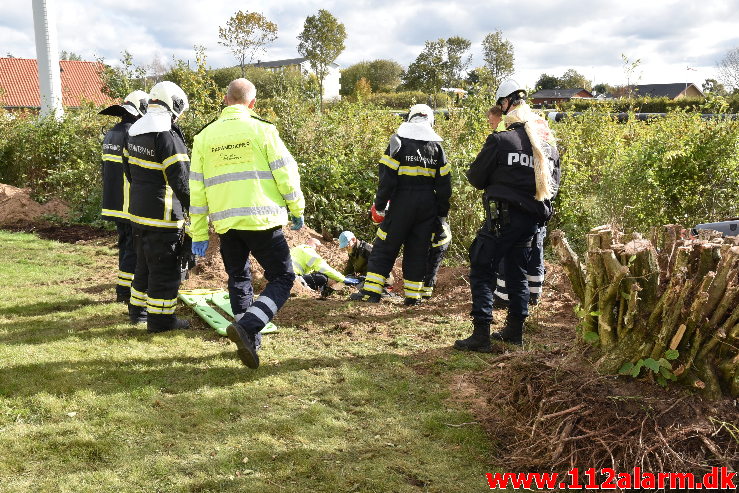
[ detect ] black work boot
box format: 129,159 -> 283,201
454,322 -> 492,353
227,323 -> 260,369
404,297 -> 422,306
491,314 -> 524,346
128,305 -> 147,324
147,316 -> 190,334
116,289 -> 131,304
528,294 -> 540,306
349,291 -> 381,303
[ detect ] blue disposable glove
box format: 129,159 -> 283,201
290,215 -> 304,230
192,240 -> 209,257
343,277 -> 361,286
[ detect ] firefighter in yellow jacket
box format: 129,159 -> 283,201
189,78 -> 304,369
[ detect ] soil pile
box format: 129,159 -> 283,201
0,184 -> 70,225
183,226 -> 407,296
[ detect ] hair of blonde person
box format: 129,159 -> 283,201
504,101 -> 555,201
227,78 -> 257,105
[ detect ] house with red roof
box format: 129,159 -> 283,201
0,57 -> 112,110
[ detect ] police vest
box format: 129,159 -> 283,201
473,124 -> 561,222
189,105 -> 304,242
101,121 -> 132,222
124,129 -> 190,230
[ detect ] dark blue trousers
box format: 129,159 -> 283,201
115,221 -> 137,298
469,207 -> 538,324
494,225 -> 547,303
219,227 -> 295,335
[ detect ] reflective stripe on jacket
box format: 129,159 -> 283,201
123,127 -> 190,231
290,245 -> 345,283
189,105 -> 304,241
101,120 -> 133,222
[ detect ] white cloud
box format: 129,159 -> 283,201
3,0 -> 738,88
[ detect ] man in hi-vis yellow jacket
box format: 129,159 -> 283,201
189,78 -> 305,369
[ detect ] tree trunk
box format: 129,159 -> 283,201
552,225 -> 739,398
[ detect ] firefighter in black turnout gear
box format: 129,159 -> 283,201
350,104 -> 452,306
455,80 -> 561,351
123,81 -> 191,333
99,90 -> 148,303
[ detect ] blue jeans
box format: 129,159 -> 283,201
469,207 -> 538,323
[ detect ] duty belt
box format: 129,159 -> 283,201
483,197 -> 511,237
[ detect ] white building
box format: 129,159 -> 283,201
253,57 -> 341,101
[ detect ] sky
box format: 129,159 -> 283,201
4,0 -> 739,90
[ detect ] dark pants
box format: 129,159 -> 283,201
115,221 -> 137,298
494,225 -> 547,304
469,207 -> 538,324
364,191 -> 436,300
302,272 -> 329,291
423,240 -> 449,296
219,227 -> 295,335
130,228 -> 183,329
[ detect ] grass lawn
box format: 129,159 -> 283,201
0,230 -> 496,492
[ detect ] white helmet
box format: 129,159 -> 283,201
123,90 -> 149,116
148,81 -> 189,118
407,103 -> 434,125
495,79 -> 526,104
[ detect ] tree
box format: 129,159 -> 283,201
558,68 -> 591,91
481,30 -> 514,86
622,54 -> 642,98
702,78 -> 727,96
218,10 -> 278,78
535,73 -> 559,91
464,67 -> 495,92
99,51 -> 147,99
445,36 -> 472,87
340,59 -> 403,95
60,51 -> 82,61
402,39 -> 446,102
592,83 -> 614,96
353,77 -> 372,101
297,9 -> 347,108
717,47 -> 739,91
148,53 -> 168,84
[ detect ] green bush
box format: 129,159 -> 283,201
555,95 -> 739,113
366,91 -> 450,109
552,109 -> 739,251
0,104 -> 106,223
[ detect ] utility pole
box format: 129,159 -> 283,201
32,0 -> 64,119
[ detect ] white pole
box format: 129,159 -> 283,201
32,0 -> 64,119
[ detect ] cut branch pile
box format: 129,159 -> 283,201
480,353 -> 739,474
551,225 -> 739,398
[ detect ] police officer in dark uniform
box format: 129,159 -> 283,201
455,80 -> 560,351
99,90 -> 148,303
124,81 -> 191,333
350,104 -> 452,306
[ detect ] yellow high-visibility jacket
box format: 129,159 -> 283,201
189,105 -> 304,241
290,245 -> 345,283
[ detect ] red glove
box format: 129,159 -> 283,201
370,204 -> 386,224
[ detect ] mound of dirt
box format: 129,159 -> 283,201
182,225 -> 418,297
0,184 -> 70,225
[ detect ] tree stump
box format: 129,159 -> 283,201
552,225 -> 739,399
